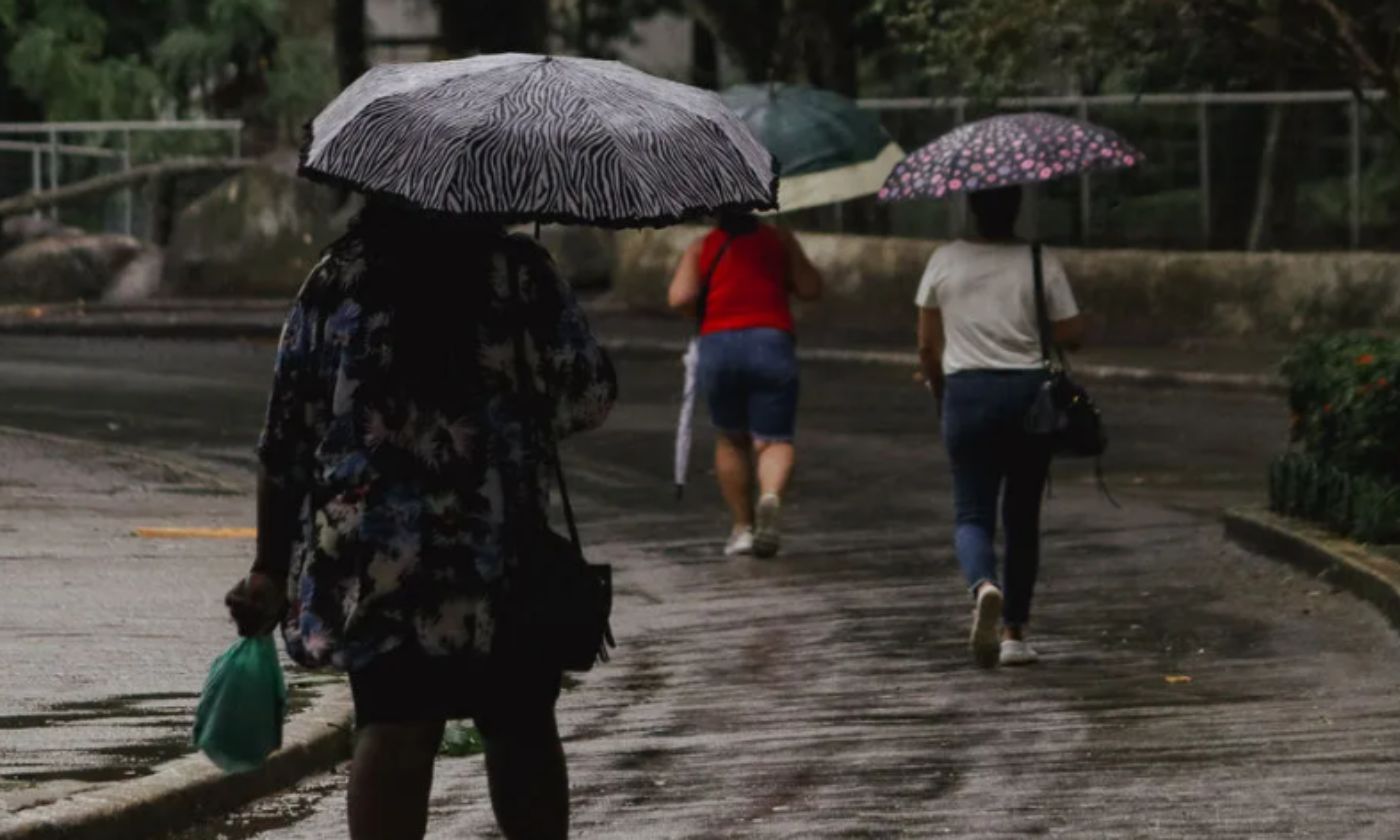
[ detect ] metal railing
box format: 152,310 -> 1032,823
0,120 -> 243,236
856,90 -> 1389,251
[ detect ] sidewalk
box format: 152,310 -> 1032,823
0,428 -> 348,836
0,299 -> 1288,392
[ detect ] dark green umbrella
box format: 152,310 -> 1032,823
720,83 -> 902,212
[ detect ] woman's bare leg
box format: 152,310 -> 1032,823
754,440 -> 795,499
348,720 -> 446,840
715,433 -> 755,529
483,712 -> 569,839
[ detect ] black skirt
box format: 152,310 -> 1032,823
348,644 -> 562,736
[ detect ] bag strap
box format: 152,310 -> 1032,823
506,249 -> 582,552
1030,243 -> 1070,371
694,234 -> 735,335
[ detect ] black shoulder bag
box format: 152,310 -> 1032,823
492,255 -> 615,672
1024,242 -> 1108,461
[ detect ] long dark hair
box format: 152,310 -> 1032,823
354,199 -> 511,415
717,209 -> 760,236
967,186 -> 1022,239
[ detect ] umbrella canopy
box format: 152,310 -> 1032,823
722,83 -> 903,212
300,53 -> 778,227
878,112 -> 1142,202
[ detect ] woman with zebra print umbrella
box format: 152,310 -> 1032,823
225,54 -> 777,840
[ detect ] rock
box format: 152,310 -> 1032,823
104,249 -> 165,303
161,154 -> 359,298
0,234 -> 151,302
1,215 -> 83,254
534,224 -> 615,290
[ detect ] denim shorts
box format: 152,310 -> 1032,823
697,327 -> 799,441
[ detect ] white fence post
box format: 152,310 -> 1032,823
47,129 -> 59,221
121,129 -> 134,236
1198,101 -> 1211,248
29,147 -> 41,212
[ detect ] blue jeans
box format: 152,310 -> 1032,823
942,370 -> 1053,627
697,328 -> 799,441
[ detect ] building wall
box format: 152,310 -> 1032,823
611,226 -> 1400,343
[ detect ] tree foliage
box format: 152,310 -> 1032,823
873,0 -> 1239,97
0,0 -> 336,139
551,0 -> 681,59
873,0 -> 1400,110
0,0 -> 164,119
683,0 -> 894,94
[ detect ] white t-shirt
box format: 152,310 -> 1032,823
914,240 -> 1079,374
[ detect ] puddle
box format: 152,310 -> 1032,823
162,771 -> 345,840
0,693 -> 199,784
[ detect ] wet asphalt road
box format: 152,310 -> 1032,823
2,336 -> 1399,837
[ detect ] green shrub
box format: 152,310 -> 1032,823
1270,452 -> 1400,544
1281,333 -> 1400,480
1274,333 -> 1400,544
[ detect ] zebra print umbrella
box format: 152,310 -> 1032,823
300,54 -> 778,227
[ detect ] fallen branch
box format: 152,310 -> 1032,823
0,157 -> 253,218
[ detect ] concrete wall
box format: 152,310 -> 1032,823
611,227 -> 1400,343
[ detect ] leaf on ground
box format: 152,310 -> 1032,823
440,722 -> 484,757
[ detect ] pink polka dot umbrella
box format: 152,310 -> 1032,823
877,112 -> 1143,202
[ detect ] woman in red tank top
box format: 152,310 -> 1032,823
668,211 -> 823,558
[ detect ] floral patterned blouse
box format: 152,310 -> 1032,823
257,213 -> 616,671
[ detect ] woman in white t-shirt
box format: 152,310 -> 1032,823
914,185 -> 1086,668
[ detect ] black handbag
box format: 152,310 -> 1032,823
1024,242 -> 1108,460
492,255 -> 615,673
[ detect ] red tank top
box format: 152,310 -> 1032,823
698,224 -> 794,336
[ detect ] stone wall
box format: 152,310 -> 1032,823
610,226 -> 1400,342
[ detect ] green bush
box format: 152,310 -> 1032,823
1270,452 -> 1400,544
1273,333 -> 1400,543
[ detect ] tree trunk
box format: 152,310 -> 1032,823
1247,103 -> 1286,252
691,20 -> 719,89
439,0 -> 550,56
796,0 -> 859,96
333,0 -> 368,88
683,0 -> 783,83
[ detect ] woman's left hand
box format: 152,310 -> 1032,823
225,572 -> 288,637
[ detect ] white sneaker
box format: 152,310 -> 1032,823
724,527 -> 754,557
753,494 -> 782,558
969,585 -> 1003,668
999,639 -> 1040,667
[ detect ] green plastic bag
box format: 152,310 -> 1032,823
192,635 -> 288,773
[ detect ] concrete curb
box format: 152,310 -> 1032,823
0,683 -> 353,840
1224,508 -> 1400,631
603,338 -> 1286,395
